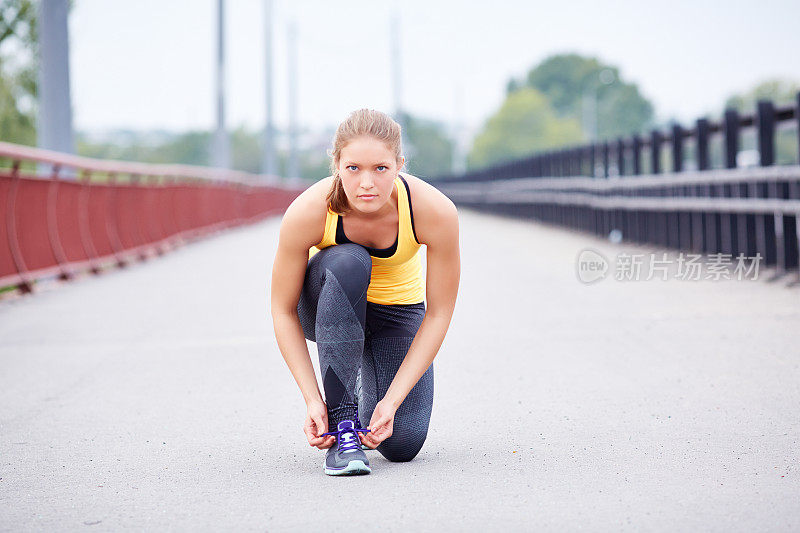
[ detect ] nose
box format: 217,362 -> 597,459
359,174 -> 375,191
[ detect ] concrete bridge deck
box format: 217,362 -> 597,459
1,209 -> 798,531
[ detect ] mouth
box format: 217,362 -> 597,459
359,194 -> 377,199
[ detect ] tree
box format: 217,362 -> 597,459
516,53 -> 654,141
724,78 -> 800,165
467,87 -> 582,169
0,0 -> 37,145
725,78 -> 799,111
400,112 -> 453,178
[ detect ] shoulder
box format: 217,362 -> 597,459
400,173 -> 458,246
279,175 -> 335,250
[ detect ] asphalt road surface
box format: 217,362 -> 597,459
1,209 -> 798,531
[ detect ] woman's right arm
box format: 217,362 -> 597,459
269,190 -> 335,449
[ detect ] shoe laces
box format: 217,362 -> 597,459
321,422 -> 371,454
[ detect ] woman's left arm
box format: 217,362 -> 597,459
362,191 -> 460,447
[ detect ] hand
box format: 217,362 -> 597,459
303,400 -> 336,450
360,399 -> 396,449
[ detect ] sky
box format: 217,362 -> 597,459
69,0 -> 800,139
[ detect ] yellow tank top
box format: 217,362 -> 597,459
308,174 -> 425,305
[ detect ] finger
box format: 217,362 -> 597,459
368,414 -> 390,432
362,430 -> 380,448
304,425 -> 320,444
312,415 -> 327,437
372,426 -> 392,443
316,436 -> 335,450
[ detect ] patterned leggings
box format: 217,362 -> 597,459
297,243 -> 433,462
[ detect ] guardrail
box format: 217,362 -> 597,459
1,142 -> 303,294
433,93 -> 800,278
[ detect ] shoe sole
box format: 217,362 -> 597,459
324,460 -> 371,476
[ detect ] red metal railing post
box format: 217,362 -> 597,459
46,164 -> 72,281
6,161 -> 33,293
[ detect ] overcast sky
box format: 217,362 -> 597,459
69,0 -> 800,137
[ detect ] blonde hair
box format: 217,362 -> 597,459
326,108 -> 404,214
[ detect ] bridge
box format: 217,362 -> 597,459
2,113 -> 799,529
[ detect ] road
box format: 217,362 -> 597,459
1,209 -> 798,531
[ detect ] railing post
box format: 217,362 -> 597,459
669,124 -> 684,249
631,134 -> 642,243
616,138 -> 627,240
690,118 -> 709,254
570,147 -> 579,177
632,135 -> 642,175
696,119 -> 710,171
650,129 -> 662,174
672,124 -> 683,172
6,161 -> 33,292
791,93 -> 800,278
582,146 -> 590,177
725,108 -> 750,259
757,99 -> 777,268
105,172 -> 127,268
77,169 -> 101,274
46,164 -> 72,280
650,129 -> 665,246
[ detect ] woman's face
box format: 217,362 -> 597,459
337,135 -> 403,216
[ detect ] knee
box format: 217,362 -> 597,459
322,244 -> 372,292
378,432 -> 427,463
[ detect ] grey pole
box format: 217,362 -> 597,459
390,10 -> 411,165
212,0 -> 230,170
287,20 -> 299,180
451,84 -> 466,174
262,0 -> 277,178
37,0 -> 75,160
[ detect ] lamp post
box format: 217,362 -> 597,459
581,68 -> 616,142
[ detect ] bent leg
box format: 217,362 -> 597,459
359,301 -> 433,462
296,244 -> 372,429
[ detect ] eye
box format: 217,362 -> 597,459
346,165 -> 358,171
376,165 -> 388,171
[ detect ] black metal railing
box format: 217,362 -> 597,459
433,92 -> 800,276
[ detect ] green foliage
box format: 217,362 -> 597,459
724,78 -> 800,165
468,87 -> 582,169
78,127 -> 337,181
521,53 -> 654,140
0,0 -> 37,145
400,112 -> 453,177
0,65 -> 35,145
469,53 -> 655,172
0,0 -> 37,48
78,130 -> 211,166
725,78 -> 799,112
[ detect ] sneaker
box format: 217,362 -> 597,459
321,420 -> 371,476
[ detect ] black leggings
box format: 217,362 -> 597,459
297,243 -> 433,462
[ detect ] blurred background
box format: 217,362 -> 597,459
2,0 -> 798,180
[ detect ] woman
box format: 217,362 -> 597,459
270,108 -> 460,476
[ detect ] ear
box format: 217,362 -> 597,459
398,156 -> 406,170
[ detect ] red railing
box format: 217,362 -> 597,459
0,141 -> 303,293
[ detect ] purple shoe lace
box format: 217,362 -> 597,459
321,421 -> 371,453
